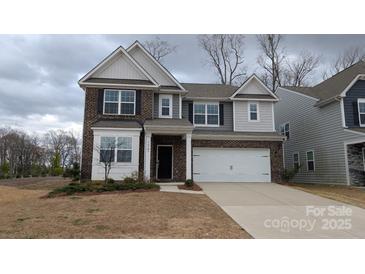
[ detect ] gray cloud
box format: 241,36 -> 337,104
1,34 -> 365,134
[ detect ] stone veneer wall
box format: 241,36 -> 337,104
81,87 -> 153,180
191,139 -> 284,182
347,143 -> 365,186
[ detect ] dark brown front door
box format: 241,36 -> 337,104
157,146 -> 172,180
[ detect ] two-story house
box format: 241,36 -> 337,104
79,41 -> 284,183
275,60 -> 365,186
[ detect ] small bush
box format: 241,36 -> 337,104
48,181 -> 160,197
282,167 -> 299,181
123,176 -> 137,184
106,178 -> 115,184
185,179 -> 193,187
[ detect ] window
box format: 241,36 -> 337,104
306,151 -> 315,171
358,99 -> 365,126
116,137 -> 132,162
99,136 -> 132,163
159,95 -> 172,118
248,103 -> 259,121
100,137 -> 115,163
194,103 -> 219,126
280,122 -> 290,140
293,152 -> 300,170
104,89 -> 135,115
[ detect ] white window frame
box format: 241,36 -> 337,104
357,98 -> 365,127
248,102 -> 260,122
193,102 -> 220,127
293,152 -> 300,170
306,150 -> 315,172
159,94 -> 173,118
280,122 -> 290,140
99,136 -> 133,164
103,89 -> 136,116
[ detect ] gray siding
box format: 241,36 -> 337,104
233,101 -> 274,132
182,100 -> 233,131
153,93 -> 180,119
344,80 -> 365,127
275,88 -> 361,185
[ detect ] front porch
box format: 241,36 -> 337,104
346,141 -> 365,186
143,119 -> 193,182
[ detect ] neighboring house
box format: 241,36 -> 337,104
79,41 -> 284,183
275,60 -> 365,186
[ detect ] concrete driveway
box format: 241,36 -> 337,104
199,182 -> 365,238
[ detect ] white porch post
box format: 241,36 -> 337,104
186,133 -> 192,180
144,132 -> 152,180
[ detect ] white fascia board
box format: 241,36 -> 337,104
230,98 -> 278,102
91,127 -> 142,132
127,41 -> 186,91
339,74 -> 365,97
78,46 -> 159,86
230,74 -> 279,100
79,82 -> 159,89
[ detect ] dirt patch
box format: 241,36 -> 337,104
178,183 -> 202,191
0,182 -> 251,239
283,182 -> 365,209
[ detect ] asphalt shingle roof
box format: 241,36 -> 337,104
181,83 -> 238,99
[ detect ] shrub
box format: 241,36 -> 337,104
123,176 -> 137,184
106,178 -> 115,184
48,181 -> 160,197
63,168 -> 72,178
185,179 -> 193,187
70,162 -> 80,181
282,167 -> 299,181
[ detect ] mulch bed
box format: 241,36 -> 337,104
178,183 -> 202,191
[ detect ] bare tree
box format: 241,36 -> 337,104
324,46 -> 365,79
198,34 -> 246,85
257,34 -> 286,91
143,36 -> 177,62
283,51 -> 321,86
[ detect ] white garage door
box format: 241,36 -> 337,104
193,148 -> 271,182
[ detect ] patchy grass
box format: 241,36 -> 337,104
284,182 -> 365,209
0,180 -> 251,239
47,181 -> 160,197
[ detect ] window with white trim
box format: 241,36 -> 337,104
306,151 -> 315,171
293,152 -> 300,170
99,136 -> 132,163
159,94 -> 172,118
280,122 -> 290,140
358,99 -> 365,126
104,89 -> 135,115
194,103 -> 219,126
248,103 -> 258,121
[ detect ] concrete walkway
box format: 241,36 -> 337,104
199,182 -> 365,238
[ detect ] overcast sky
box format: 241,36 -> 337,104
1,34 -> 365,135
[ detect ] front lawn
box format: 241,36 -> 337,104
0,178 -> 251,239
284,182 -> 365,209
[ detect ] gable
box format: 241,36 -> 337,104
230,75 -> 278,100
127,41 -> 185,90
92,51 -> 149,80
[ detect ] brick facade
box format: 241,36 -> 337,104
191,139 -> 284,182
151,135 -> 186,182
347,143 -> 365,186
81,87 -> 154,180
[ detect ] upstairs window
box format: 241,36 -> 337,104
159,94 -> 172,118
194,103 -> 219,126
358,99 -> 365,126
248,103 -> 259,121
280,122 -> 290,140
104,89 -> 135,115
293,152 -> 300,170
306,150 -> 315,171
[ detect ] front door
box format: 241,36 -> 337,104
157,145 -> 173,180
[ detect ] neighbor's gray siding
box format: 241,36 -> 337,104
275,88 -> 361,185
182,100 -> 233,131
153,93 -> 180,119
343,80 -> 365,127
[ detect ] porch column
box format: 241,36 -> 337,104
186,133 -> 192,180
144,133 -> 152,180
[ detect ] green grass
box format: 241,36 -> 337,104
48,181 -> 160,197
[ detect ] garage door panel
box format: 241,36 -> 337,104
193,148 -> 271,182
